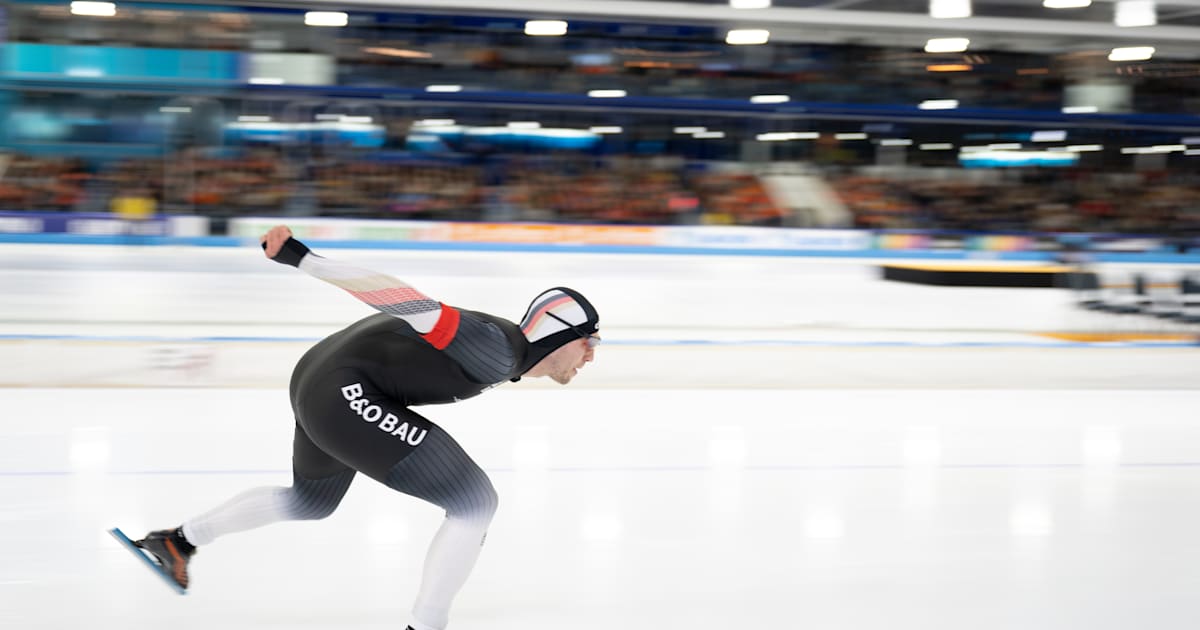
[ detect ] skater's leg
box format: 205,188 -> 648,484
181,424 -> 356,546
385,424 -> 499,630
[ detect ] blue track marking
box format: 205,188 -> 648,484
107,527 -> 187,595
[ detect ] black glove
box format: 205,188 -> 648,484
263,236 -> 311,268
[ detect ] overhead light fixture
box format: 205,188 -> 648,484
587,89 -> 627,98
726,29 -> 770,45
589,126 -> 623,134
304,11 -> 347,27
694,131 -> 726,139
835,133 -> 868,140
880,138 -> 914,146
918,99 -> 959,110
249,77 -> 285,85
1109,46 -> 1155,61
930,0 -> 971,19
756,132 -> 819,141
425,84 -> 463,92
525,20 -> 568,36
1031,130 -> 1067,142
70,1 -> 116,16
1115,0 -> 1156,26
1121,144 -> 1186,154
159,106 -> 192,114
1066,144 -> 1104,152
1062,105 -> 1099,114
927,64 -> 973,72
1185,149 -> 1200,156
925,37 -> 970,53
920,143 -> 955,150
988,143 -> 1022,150
363,47 -> 432,59
413,119 -> 456,127
237,115 -> 272,122
674,126 -> 707,134
1044,0 -> 1091,7
730,0 -> 771,7
750,94 -> 790,104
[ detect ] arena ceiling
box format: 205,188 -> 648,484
287,0 -> 1200,57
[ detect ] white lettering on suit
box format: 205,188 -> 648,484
340,382 -> 428,446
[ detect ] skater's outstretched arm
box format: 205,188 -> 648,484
260,225 -> 445,337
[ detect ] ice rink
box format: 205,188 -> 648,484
1,242 -> 1199,630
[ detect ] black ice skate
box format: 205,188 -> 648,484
107,526 -> 194,594
136,528 -> 196,589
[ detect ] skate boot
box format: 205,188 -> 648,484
135,528 -> 196,590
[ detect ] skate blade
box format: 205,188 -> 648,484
107,527 -> 187,595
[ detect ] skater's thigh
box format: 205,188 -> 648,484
294,367 -> 434,481
292,423 -> 354,480
384,423 -> 496,516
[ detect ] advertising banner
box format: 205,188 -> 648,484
0,212 -> 170,236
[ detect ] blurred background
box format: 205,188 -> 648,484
0,0 -> 1196,236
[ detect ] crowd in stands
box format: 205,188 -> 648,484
3,150 -> 1198,236
827,170 -> 1200,235
0,150 -> 783,227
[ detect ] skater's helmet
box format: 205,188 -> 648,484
519,287 -> 599,367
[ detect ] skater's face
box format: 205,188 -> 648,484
532,335 -> 599,385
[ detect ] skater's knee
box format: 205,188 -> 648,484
465,477 -> 499,521
286,471 -> 353,520
288,491 -> 340,520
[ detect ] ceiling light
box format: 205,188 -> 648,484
926,64 -> 972,72
674,127 -> 707,134
989,143 -> 1022,150
920,143 -> 955,150
835,133 -> 868,140
414,119 -> 456,127
919,99 -> 959,110
237,115 -> 272,122
525,20 -> 568,36
925,37 -> 970,53
70,1 -> 116,16
726,29 -> 770,45
588,90 -> 626,98
1031,130 -> 1067,142
1044,0 -> 1091,7
304,11 -> 347,27
880,138 -> 913,146
930,0 -> 971,19
694,131 -> 726,139
249,77 -> 285,85
425,85 -> 463,92
589,126 -> 623,134
755,132 -> 820,141
1115,0 -> 1156,27
750,94 -> 789,104
730,0 -> 771,7
1066,144 -> 1104,152
1109,46 -> 1155,61
1062,105 -> 1099,114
